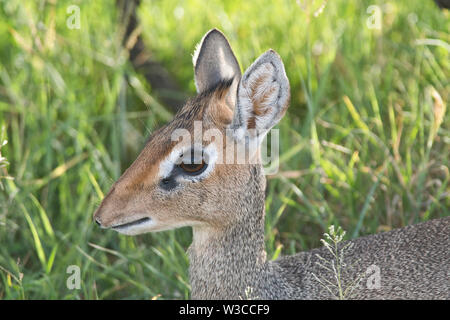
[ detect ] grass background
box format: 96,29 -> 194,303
0,0 -> 448,299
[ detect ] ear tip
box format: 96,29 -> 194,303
241,48 -> 290,97
203,28 -> 227,41
193,29 -> 225,68
255,49 -> 287,79
207,28 -> 224,34
262,49 -> 283,62
194,29 -> 230,64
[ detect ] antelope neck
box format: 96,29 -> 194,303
188,201 -> 267,298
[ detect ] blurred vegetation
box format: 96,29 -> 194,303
0,0 -> 448,299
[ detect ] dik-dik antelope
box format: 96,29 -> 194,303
94,29 -> 450,299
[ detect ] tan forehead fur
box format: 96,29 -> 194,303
117,80 -> 235,189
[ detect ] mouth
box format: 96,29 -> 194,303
112,217 -> 153,231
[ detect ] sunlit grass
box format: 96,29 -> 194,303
0,0 -> 448,299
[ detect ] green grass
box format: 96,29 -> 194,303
0,0 -> 448,299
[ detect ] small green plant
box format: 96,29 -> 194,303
0,259 -> 25,299
312,225 -> 365,300
0,125 -> 12,190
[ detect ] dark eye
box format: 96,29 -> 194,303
179,160 -> 207,175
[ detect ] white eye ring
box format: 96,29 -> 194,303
159,143 -> 218,181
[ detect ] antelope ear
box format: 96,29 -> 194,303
229,49 -> 290,141
193,29 -> 241,93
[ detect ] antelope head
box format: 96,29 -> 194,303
94,29 -> 290,235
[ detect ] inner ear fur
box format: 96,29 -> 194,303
229,49 -> 290,140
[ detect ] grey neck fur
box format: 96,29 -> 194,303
188,165 -> 268,299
